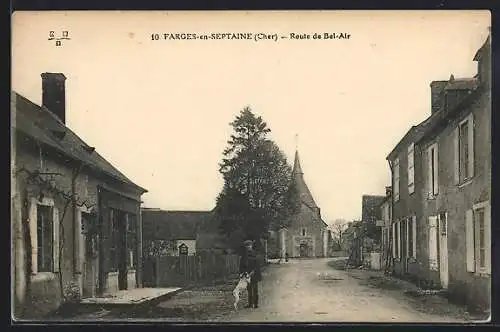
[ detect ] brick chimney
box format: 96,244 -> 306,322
430,80 -> 447,114
41,73 -> 67,124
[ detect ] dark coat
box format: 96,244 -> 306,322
239,250 -> 262,282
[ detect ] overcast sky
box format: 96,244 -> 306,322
12,11 -> 490,223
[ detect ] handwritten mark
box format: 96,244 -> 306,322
48,30 -> 71,47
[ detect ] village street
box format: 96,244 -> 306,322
209,258 -> 469,323
54,257 -> 472,322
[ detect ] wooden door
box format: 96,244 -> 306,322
118,211 -> 128,290
82,212 -> 99,298
299,243 -> 307,257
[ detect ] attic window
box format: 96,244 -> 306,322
51,130 -> 66,140
81,144 -> 95,153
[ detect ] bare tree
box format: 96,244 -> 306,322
330,219 -> 348,249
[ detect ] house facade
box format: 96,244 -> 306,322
387,118 -> 432,278
416,34 -> 491,310
386,34 -> 491,311
11,73 -> 147,319
279,150 -> 329,258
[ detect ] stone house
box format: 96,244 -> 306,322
385,33 -> 491,311
278,150 -> 329,258
386,116 -> 434,278
11,73 -> 147,318
416,34 -> 491,310
141,209 -> 213,257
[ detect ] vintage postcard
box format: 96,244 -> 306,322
11,10 -> 491,323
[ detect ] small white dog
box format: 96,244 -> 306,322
233,270 -> 254,311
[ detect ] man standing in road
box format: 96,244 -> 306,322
239,239 -> 262,308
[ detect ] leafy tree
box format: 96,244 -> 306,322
215,107 -> 300,248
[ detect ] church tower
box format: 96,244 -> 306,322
279,147 -> 329,258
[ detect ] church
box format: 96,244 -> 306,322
278,150 -> 329,258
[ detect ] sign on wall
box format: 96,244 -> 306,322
179,243 -> 189,255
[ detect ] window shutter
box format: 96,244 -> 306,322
392,223 -> 396,258
453,128 -> 460,184
465,209 -> 475,272
53,207 -> 60,273
102,208 -> 111,273
427,148 -> 433,196
29,198 -> 38,274
468,114 -> 474,178
428,216 -> 438,271
412,215 -> 417,258
484,204 -> 491,274
433,145 -> 439,195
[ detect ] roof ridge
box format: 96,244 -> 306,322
13,92 -> 147,193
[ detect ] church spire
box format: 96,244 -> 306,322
293,133 -> 303,175
293,149 -> 304,175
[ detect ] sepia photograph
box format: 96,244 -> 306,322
11,10 -> 491,323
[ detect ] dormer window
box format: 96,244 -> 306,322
81,144 -> 95,153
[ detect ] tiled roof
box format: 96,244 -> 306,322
12,92 -> 147,193
142,210 -> 214,240
291,150 -> 328,228
386,115 -> 433,160
292,150 -> 318,208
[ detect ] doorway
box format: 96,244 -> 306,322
82,212 -> 99,298
402,219 -> 409,274
116,210 -> 128,291
299,243 -> 309,257
438,212 -> 449,289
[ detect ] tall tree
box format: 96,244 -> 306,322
215,107 -> 300,247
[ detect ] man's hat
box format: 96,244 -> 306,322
243,240 -> 254,246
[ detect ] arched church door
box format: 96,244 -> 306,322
299,243 -> 308,257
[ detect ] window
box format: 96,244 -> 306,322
439,212 -> 447,236
392,223 -> 396,258
427,143 -> 438,198
127,214 -> 137,269
407,143 -> 415,194
37,205 -> 54,272
392,221 -> 401,259
393,158 -> 400,202
412,215 -> 417,259
428,216 -> 438,271
456,114 -> 474,184
302,228 -> 306,236
466,202 -> 491,274
29,198 -> 59,274
407,217 -> 414,258
477,209 -> 485,268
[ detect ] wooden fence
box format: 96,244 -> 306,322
142,252 -> 240,287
